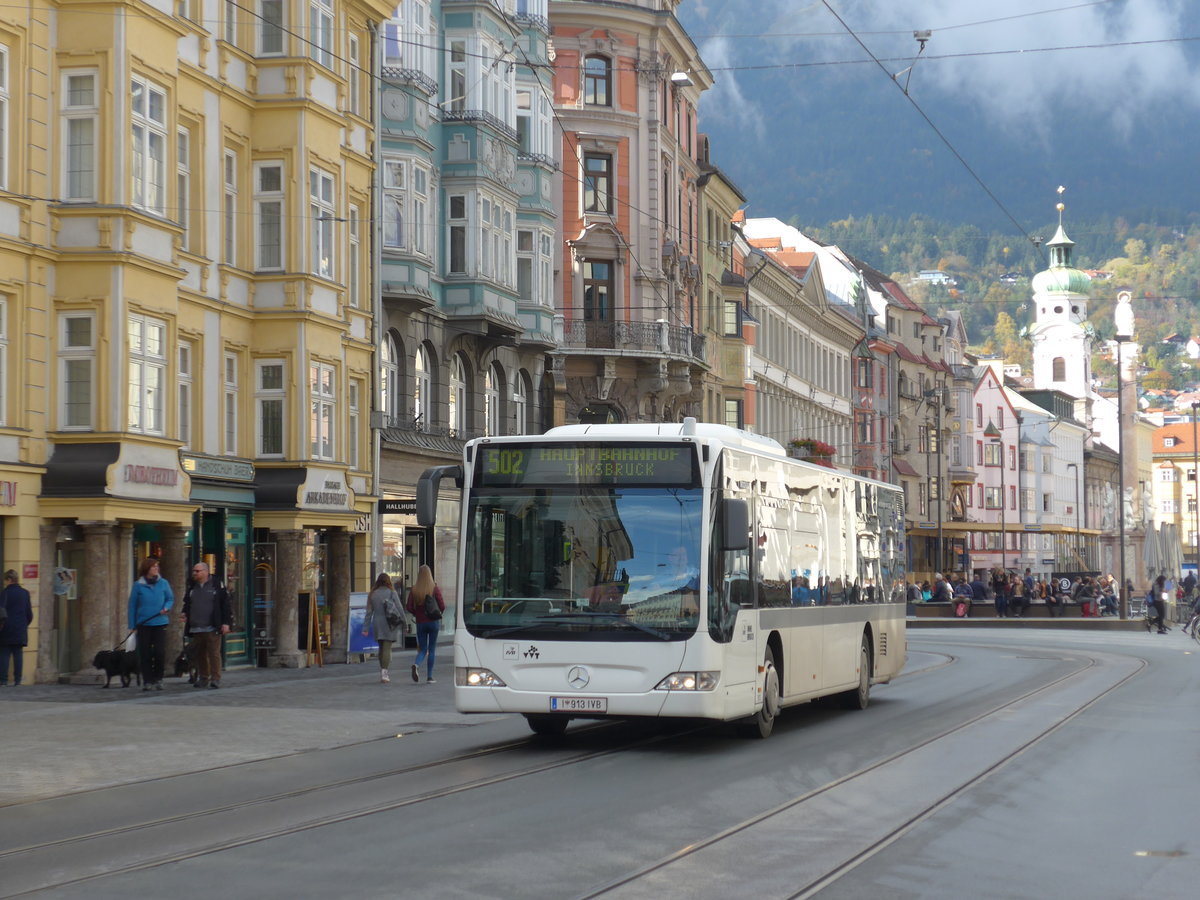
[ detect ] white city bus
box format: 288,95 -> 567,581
416,419 -> 907,738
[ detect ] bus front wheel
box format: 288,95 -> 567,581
740,646 -> 780,739
525,714 -> 570,737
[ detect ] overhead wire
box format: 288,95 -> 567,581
817,0 -> 1047,262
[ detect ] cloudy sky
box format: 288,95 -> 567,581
679,0 -> 1200,225
686,0 -> 1200,137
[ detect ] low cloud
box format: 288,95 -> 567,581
687,0 -> 1200,140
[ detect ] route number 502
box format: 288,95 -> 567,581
486,449 -> 525,476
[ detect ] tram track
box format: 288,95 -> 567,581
579,647 -> 1147,899
1,720 -> 704,898
5,643 -> 1142,899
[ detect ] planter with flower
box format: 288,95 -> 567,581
788,438 -> 837,467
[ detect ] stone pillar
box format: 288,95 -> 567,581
34,524 -> 60,684
269,529 -> 305,667
325,530 -> 351,664
75,523 -> 116,682
160,525 -> 189,667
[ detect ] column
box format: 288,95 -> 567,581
34,524 -> 59,684
325,530 -> 351,664
269,529 -> 305,667
160,525 -> 189,667
75,523 -> 115,682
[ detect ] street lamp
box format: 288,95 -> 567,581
1192,401 -> 1199,576
984,419 -> 1005,571
1116,330 -> 1129,619
1066,462 -> 1081,567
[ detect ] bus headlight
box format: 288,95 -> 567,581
456,667 -> 507,687
654,671 -> 720,691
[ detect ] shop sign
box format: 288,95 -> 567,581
181,453 -> 255,482
110,444 -> 188,502
379,499 -> 416,516
299,468 -> 352,511
23,563 -> 38,580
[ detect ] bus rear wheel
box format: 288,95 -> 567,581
739,646 -> 780,738
837,637 -> 871,710
525,714 -> 570,737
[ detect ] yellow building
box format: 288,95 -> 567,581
1,1 -> 390,682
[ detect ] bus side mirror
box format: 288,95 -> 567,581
721,499 -> 749,551
416,465 -> 463,527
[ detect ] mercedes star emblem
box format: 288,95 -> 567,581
567,666 -> 590,689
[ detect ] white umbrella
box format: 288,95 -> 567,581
1142,525 -> 1163,583
1162,523 -> 1183,581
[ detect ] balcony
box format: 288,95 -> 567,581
558,319 -> 706,362
380,66 -> 437,97
439,109 -> 520,144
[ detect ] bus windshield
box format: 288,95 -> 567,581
461,485 -> 705,641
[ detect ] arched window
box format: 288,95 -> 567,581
583,55 -> 611,106
1052,357 -> 1066,381
414,344 -> 431,431
380,333 -> 400,424
484,363 -> 502,436
448,352 -> 466,437
513,371 -> 529,435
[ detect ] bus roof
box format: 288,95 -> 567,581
545,419 -> 786,454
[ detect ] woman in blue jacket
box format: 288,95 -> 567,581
128,557 -> 175,691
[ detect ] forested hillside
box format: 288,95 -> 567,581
805,213 -> 1200,396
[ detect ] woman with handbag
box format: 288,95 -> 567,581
405,565 -> 445,684
363,573 -> 404,683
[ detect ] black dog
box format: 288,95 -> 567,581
174,641 -> 198,684
93,649 -> 141,688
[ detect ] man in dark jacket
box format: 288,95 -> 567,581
182,562 -> 233,689
0,569 -> 33,686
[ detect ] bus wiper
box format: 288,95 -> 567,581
547,611 -> 673,640
487,613 -> 672,640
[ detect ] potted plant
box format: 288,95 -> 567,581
788,438 -> 837,467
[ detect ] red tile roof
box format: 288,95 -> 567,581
1153,423 -> 1199,453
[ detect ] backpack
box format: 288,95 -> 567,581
382,591 -> 405,629
423,593 -> 442,620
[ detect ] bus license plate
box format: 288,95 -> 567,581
550,696 -> 607,713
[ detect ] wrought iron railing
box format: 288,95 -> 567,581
380,66 -> 438,96
439,109 -> 520,143
558,319 -> 706,360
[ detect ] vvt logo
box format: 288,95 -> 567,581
523,645 -> 540,659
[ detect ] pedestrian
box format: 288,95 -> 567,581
405,564 -> 445,684
932,573 -> 952,603
0,569 -> 33,687
968,571 -> 987,618
1077,576 -> 1098,617
992,568 -> 1009,618
364,572 -> 404,683
1010,575 -> 1030,618
127,557 -> 175,691
1149,575 -> 1168,633
182,561 -> 232,689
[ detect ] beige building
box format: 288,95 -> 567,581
2,1 -> 391,682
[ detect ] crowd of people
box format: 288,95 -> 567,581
905,567 -> 1125,618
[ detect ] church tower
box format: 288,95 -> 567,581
1028,201 -> 1093,403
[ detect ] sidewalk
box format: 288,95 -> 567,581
0,647 -> 497,805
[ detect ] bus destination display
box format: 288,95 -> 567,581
477,443 -> 697,487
